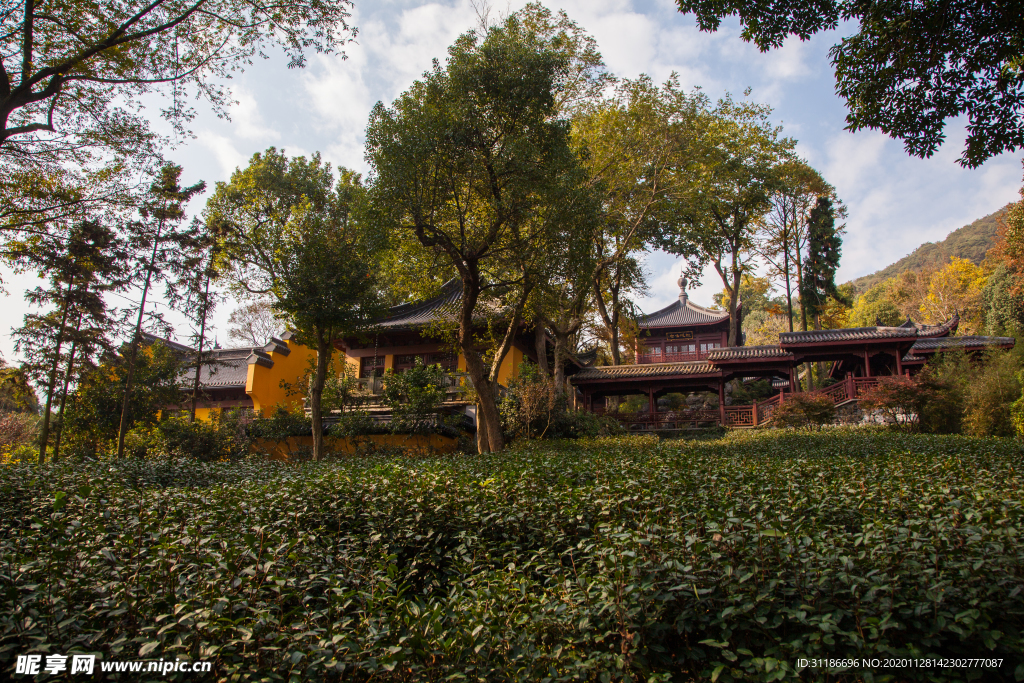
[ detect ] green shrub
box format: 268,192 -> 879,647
771,393 -> 836,428
963,350 -> 1021,437
245,406 -> 312,439
0,411 -> 38,456
1,431 -> 1022,681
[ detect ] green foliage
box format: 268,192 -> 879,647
962,350 -> 1022,438
245,407 -> 312,440
674,0 -> 1024,167
1,0 -> 355,234
983,263 -> 1024,335
1,431 -> 1023,680
501,364 -> 624,440
928,349 -> 1022,437
848,277 -> 906,327
0,361 -> 39,413
771,393 -> 836,428
800,196 -> 844,320
381,361 -> 449,435
59,342 -> 182,459
731,379 -> 773,405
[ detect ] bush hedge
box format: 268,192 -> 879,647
1,430 -> 1022,681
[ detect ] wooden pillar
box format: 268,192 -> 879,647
718,380 -> 726,427
863,349 -> 872,377
895,346 -> 903,375
789,366 -> 797,393
648,387 -> 656,419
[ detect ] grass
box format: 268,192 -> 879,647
1,429 -> 1023,682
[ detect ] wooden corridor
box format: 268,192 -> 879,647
596,375 -> 881,431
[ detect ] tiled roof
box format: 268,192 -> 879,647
707,345 -> 792,361
902,353 -> 926,363
376,279 -> 462,329
911,335 -> 1015,352
909,314 -> 960,338
572,361 -> 718,382
638,296 -> 730,328
779,326 -> 919,344
178,347 -> 271,388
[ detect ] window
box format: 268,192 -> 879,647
360,356 -> 384,378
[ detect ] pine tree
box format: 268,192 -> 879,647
800,196 -> 844,326
11,220 -> 124,462
115,164 -> 205,458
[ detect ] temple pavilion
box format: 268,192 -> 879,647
570,274 -> 1015,429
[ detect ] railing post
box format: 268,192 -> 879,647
752,400 -> 759,426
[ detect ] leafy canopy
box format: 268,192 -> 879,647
674,0 -> 1024,167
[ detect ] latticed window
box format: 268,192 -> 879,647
360,356 -> 384,378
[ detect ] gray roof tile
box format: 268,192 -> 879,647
911,335 -> 1015,352
780,326 -> 919,344
638,297 -> 730,328
572,361 -> 718,382
707,345 -> 792,361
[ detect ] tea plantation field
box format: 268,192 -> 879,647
1,430 -> 1023,682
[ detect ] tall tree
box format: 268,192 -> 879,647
10,219 -> 123,462
674,0 -> 1024,168
208,150 -> 386,461
756,161 -> 836,332
366,12 -> 599,453
115,164 -> 205,458
0,0 -> 357,235
658,95 -> 795,346
800,196 -> 845,327
574,75 -> 704,364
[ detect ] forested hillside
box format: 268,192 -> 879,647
849,205 -> 1011,293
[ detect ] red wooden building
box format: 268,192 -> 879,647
571,276 -> 1015,429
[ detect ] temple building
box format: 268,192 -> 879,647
159,274 -> 1015,429
156,280 -> 550,420
569,275 -> 1015,429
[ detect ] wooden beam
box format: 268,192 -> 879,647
718,380 -> 726,426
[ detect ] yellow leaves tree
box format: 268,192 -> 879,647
920,257 -> 988,333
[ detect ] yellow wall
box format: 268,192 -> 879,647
229,338 -> 529,421
496,346 -> 524,386
244,338 -> 348,416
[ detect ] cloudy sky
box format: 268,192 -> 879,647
2,0 -> 1022,360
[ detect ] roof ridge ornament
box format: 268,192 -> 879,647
677,270 -> 688,304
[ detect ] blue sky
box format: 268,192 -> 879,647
2,0 -> 1023,360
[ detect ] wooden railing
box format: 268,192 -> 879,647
595,375 -> 885,430
637,351 -> 708,364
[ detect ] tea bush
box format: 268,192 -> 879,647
1,430 -> 1023,682
771,394 -> 836,428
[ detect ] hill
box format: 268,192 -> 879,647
848,204 -> 1011,293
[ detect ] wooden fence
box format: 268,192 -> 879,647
599,375 -> 881,430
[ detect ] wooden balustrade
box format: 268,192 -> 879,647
594,373 -> 888,430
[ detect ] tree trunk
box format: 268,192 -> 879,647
52,318 -> 81,462
116,218 -> 164,458
189,268 -> 213,423
593,269 -> 621,365
38,293 -> 72,464
783,237 -> 794,333
310,330 -> 332,462
729,265 -> 743,347
552,329 -> 567,395
534,323 -> 548,373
